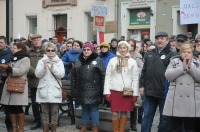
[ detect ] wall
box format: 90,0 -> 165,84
12,0 -> 116,42
155,0 -> 179,36
0,0 -> 6,36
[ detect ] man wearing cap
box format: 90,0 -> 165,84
27,34 -> 45,130
175,34 -> 187,52
140,32 -> 176,132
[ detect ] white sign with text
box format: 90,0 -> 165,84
180,0 -> 200,25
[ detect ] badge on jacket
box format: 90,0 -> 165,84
1,59 -> 5,64
92,61 -> 97,65
161,55 -> 166,59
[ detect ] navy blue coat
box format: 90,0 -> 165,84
0,47 -> 12,79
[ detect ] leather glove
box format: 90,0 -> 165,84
105,94 -> 111,102
0,64 -> 8,70
132,96 -> 138,102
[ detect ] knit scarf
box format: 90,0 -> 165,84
116,51 -> 130,73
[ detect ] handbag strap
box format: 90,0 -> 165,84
47,66 -> 62,88
120,70 -> 133,88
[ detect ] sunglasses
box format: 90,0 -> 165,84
46,50 -> 55,52
100,46 -> 108,48
83,49 -> 91,51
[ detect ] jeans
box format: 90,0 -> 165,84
141,96 -> 171,132
81,104 -> 99,125
31,88 -> 41,123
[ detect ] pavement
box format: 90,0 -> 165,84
0,106 -> 159,132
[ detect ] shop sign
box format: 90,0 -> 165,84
130,8 -> 150,26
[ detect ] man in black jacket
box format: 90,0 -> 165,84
140,32 -> 176,132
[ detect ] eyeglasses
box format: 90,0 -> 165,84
83,49 -> 91,51
46,50 -> 55,52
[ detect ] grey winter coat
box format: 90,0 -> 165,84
163,56 -> 200,117
1,57 -> 30,105
27,47 -> 45,88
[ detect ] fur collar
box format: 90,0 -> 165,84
79,52 -> 98,65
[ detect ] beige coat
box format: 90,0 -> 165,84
1,57 -> 30,105
163,56 -> 200,117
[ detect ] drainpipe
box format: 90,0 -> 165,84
6,0 -> 9,42
115,0 -> 118,38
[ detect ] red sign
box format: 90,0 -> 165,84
94,16 -> 104,26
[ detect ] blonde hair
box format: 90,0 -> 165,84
45,43 -> 57,52
60,44 -> 67,53
180,43 -> 194,53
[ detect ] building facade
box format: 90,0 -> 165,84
0,0 -> 6,36
12,0 -> 117,43
119,0 -> 200,42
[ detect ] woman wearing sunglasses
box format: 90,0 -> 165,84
71,43 -> 105,132
35,43 -> 65,132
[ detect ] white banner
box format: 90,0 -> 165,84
180,0 -> 200,25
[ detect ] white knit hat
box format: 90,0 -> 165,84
117,41 -> 131,52
195,33 -> 200,40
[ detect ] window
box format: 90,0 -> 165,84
29,17 -> 37,34
54,14 -> 67,30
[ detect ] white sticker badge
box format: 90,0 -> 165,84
13,57 -> 17,60
1,59 -> 5,64
92,61 -> 97,65
160,55 -> 166,59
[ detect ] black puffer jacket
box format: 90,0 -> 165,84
139,44 -> 177,98
72,52 -> 105,105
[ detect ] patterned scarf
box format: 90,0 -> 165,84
116,51 -> 130,73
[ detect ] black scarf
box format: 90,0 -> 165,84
100,52 -> 108,57
11,50 -> 29,62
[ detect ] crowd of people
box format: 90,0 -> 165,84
0,31 -> 200,132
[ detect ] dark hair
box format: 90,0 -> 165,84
23,41 -> 31,48
0,36 -> 7,44
73,40 -> 83,48
13,42 -> 27,52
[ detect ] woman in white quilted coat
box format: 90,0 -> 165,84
35,43 -> 65,132
104,41 -> 139,132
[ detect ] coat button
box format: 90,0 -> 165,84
180,95 -> 182,97
187,96 -> 189,98
180,83 -> 182,85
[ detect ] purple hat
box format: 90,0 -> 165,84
83,43 -> 95,52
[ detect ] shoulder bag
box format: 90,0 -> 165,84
121,72 -> 134,96
6,77 -> 26,93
